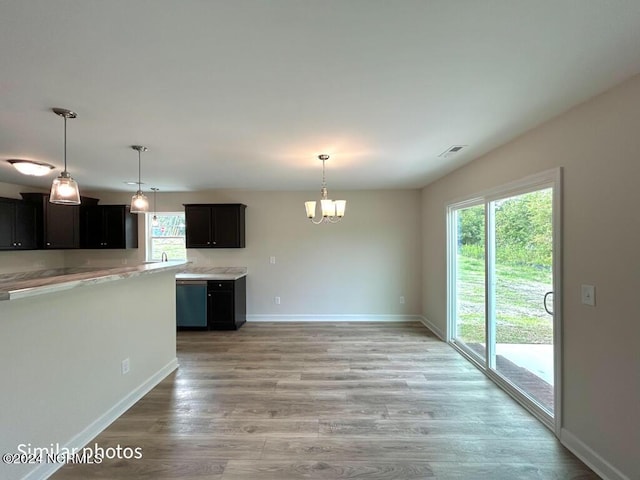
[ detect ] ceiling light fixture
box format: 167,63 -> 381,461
50,108 -> 81,205
7,159 -> 55,176
304,154 -> 346,224
150,187 -> 159,226
130,145 -> 149,213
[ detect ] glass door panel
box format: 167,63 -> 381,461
452,204 -> 486,361
490,188 -> 554,414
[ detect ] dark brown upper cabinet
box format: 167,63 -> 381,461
0,197 -> 38,250
21,193 -> 99,249
80,205 -> 138,249
184,204 -> 246,248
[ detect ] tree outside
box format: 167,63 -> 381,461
456,189 -> 553,344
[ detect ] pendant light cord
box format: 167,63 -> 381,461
138,149 -> 142,189
63,115 -> 68,172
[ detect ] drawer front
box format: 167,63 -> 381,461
208,280 -> 234,291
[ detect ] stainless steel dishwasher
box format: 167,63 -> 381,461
176,279 -> 208,329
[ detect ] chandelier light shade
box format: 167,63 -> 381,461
7,159 -> 55,176
150,187 -> 159,226
130,145 -> 149,213
50,108 -> 81,205
305,154 -> 346,224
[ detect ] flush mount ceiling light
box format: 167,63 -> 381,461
130,145 -> 149,214
7,159 -> 55,176
150,187 -> 159,226
50,108 -> 81,205
304,154 -> 346,224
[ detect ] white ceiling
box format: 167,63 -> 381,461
1,1 -> 640,193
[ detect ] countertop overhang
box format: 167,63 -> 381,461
175,267 -> 247,281
0,261 -> 189,301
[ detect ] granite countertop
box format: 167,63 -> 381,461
0,261 -> 189,301
175,266 -> 247,281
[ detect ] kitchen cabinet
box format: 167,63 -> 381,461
184,204 -> 246,248
21,193 -> 99,249
207,276 -> 246,330
80,205 -> 138,249
0,198 -> 37,250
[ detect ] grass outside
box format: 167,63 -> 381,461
150,238 -> 187,261
456,255 -> 553,344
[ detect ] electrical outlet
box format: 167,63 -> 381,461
399,296 -> 405,304
274,296 -> 281,305
270,256 -> 276,264
121,358 -> 130,375
581,285 -> 596,306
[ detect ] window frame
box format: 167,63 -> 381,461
145,211 -> 187,262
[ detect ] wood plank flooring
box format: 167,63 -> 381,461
51,322 -> 598,479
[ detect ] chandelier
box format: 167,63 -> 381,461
304,154 -> 346,224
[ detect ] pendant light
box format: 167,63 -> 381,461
130,145 -> 149,213
304,154 -> 346,224
50,108 -> 81,205
150,187 -> 159,226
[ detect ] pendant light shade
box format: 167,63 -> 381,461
130,145 -> 149,214
50,108 -> 81,205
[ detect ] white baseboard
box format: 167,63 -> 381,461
24,358 -> 179,480
560,428 -> 631,480
247,314 -> 423,323
418,315 -> 445,340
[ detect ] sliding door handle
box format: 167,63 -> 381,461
544,291 -> 554,316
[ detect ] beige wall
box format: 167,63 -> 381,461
0,270 -> 177,480
2,187 -> 422,318
76,189 -> 423,318
421,74 -> 640,479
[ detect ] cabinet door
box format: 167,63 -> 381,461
102,206 -> 125,248
185,206 -> 212,248
81,206 -> 103,248
45,203 -> 79,248
13,202 -> 37,249
208,289 -> 235,330
0,201 -> 15,249
212,205 -> 240,247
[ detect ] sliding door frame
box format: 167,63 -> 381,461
446,168 -> 563,436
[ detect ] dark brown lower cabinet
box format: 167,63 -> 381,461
207,277 -> 246,330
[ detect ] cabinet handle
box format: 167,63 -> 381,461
46,242 -> 51,246
17,242 -> 22,246
213,241 -> 216,245
207,241 -> 210,245
218,283 -> 222,287
207,293 -> 211,297
12,242 -> 16,247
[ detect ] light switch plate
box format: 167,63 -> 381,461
581,285 -> 595,306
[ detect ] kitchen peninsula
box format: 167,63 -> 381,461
0,261 -> 187,480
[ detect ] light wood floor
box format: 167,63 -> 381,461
52,322 -> 598,479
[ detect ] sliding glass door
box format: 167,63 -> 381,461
450,203 -> 486,362
448,170 -> 561,430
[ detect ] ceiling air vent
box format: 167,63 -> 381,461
439,145 -> 467,158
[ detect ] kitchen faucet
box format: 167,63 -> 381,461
161,252 -> 168,262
